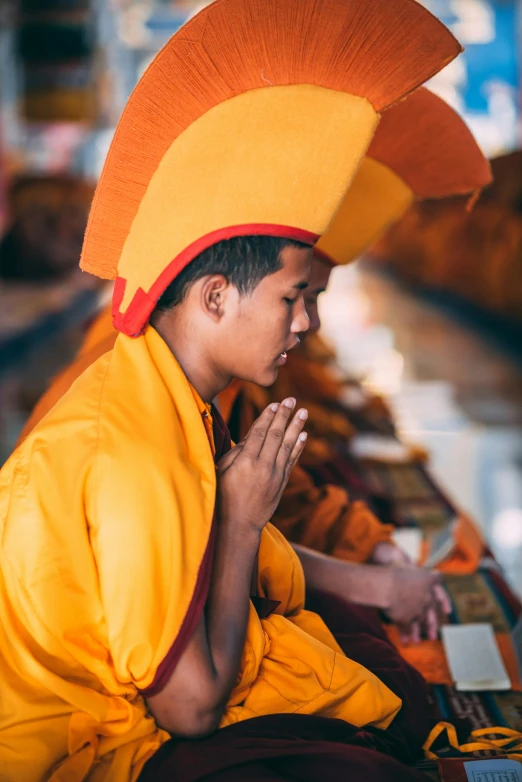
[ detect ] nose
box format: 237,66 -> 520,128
306,302 -> 321,333
291,298 -> 309,335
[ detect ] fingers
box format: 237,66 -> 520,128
425,606 -> 439,641
240,402 -> 281,458
238,398 -> 309,472
394,572 -> 450,645
433,583 -> 452,616
400,601 -> 445,645
411,621 -> 421,644
217,443 -> 243,473
275,407 -> 308,474
257,397 -> 300,463
284,431 -> 308,478
399,620 -> 421,645
418,576 -> 447,641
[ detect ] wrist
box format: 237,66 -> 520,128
220,515 -> 262,543
338,563 -> 394,610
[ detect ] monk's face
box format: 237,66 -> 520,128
304,256 -> 332,333
219,244 -> 311,386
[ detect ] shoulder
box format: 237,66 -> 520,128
21,349 -> 114,460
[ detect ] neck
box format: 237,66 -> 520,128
152,315 -> 230,403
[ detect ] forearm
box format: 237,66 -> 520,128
148,398 -> 309,737
206,520 -> 260,697
148,521 -> 260,736
292,542 -> 393,610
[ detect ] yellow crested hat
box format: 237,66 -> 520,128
80,0 -> 461,336
316,87 -> 492,266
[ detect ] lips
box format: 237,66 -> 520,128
285,337 -> 300,354
275,337 -> 300,366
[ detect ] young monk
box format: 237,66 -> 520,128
16,95 -> 488,648
18,83 -> 493,652
0,1 -> 462,778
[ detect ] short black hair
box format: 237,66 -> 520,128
152,235 -> 309,314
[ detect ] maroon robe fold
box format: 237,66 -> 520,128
139,713 -> 430,781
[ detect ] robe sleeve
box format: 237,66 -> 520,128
87,441 -> 215,695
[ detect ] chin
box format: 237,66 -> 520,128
248,366 -> 279,388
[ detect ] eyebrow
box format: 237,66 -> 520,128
293,281 -> 309,290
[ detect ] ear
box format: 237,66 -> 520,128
200,274 -> 230,322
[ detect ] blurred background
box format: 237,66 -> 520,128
0,1 -> 521,592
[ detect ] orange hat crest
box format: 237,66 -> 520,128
80,0 -> 461,336
316,87 -> 492,266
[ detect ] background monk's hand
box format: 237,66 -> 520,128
217,397 -> 308,532
371,541 -> 411,566
384,568 -> 452,644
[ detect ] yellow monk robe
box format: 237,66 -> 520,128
19,308 -> 393,564
0,326 -> 402,782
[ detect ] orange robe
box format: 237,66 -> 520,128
271,349 -> 357,443
220,351 -> 483,574
286,335 -> 393,426
220,377 -> 394,563
1,326 -> 404,781
19,304 -> 480,573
